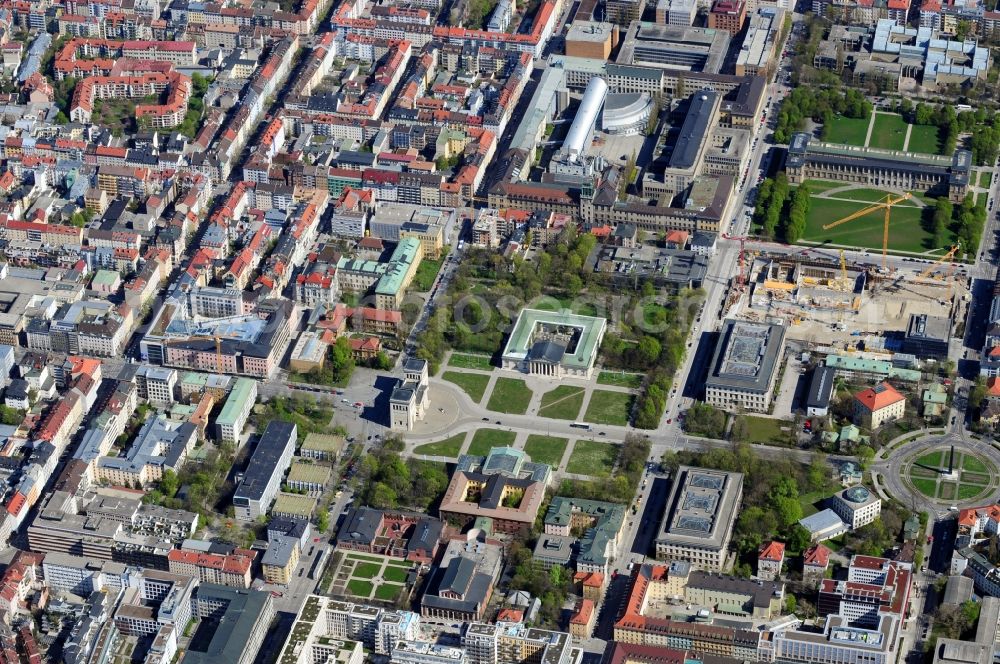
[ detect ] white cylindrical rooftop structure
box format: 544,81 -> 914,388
563,76 -> 608,162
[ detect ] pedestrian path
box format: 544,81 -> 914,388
902,123 -> 913,152
863,110 -> 878,146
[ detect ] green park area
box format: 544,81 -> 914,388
906,448 -> 996,502
448,353 -> 494,370
908,124 -> 945,155
538,386 -> 585,420
583,390 -> 633,426
566,440 -> 619,477
869,113 -> 908,151
442,371 -> 490,403
597,371 -> 644,388
467,429 -> 516,456
413,433 -> 466,458
799,189 -> 946,254
824,114 -> 870,146
523,435 -> 569,468
486,378 -> 533,414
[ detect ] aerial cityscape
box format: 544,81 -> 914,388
0,0 -> 997,661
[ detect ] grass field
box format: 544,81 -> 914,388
375,583 -> 404,601
743,416 -> 787,445
597,371 -> 644,388
353,562 -> 381,579
567,440 -> 619,477
916,450 -> 944,468
940,483 -> 957,500
448,353 -> 494,370
412,255 -> 446,291
468,429 -> 516,455
800,192 -> 948,253
442,371 -> 490,403
800,180 -> 847,194
798,490 -> 829,517
959,483 -> 990,500
347,579 -> 373,597
907,124 -> 944,155
345,554 -> 385,563
963,454 -> 990,473
583,390 -> 633,426
869,113 -> 908,151
538,386 -> 585,420
486,378 -> 533,414
911,477 -> 937,498
825,114 -> 870,146
523,435 -> 569,468
413,433 -> 466,458
383,567 -> 409,583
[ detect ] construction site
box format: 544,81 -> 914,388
727,246 -> 970,348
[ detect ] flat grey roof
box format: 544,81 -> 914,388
656,466 -> 743,550
233,421 -> 296,503
668,90 -> 717,170
706,319 -> 785,394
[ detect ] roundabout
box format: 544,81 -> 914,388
876,432 -> 1000,511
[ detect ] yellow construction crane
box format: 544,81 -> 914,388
187,334 -> 233,374
822,193 -> 912,271
916,244 -> 961,281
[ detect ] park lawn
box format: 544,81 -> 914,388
979,171 -> 992,188
801,180 -> 848,194
963,454 -> 989,473
800,192 -> 948,253
824,114 -> 871,146
916,450 -> 944,468
959,483 -> 989,500
442,371 -> 490,403
346,553 -> 385,563
743,416 -> 788,445
583,390 -> 633,426
352,562 -> 381,579
961,471 -> 990,484
411,250 -> 449,291
374,583 -> 404,601
486,378 -> 533,414
909,466 -> 936,478
567,440 -> 619,477
907,124 -> 944,155
468,429 -> 516,456
597,371 -> 644,388
383,567 -> 410,583
533,297 -> 600,317
798,489 -> 829,517
911,477 -> 938,498
448,353 -> 494,370
538,386 -> 585,420
347,579 -> 374,597
413,433 -> 466,458
940,482 -> 957,500
869,113 -> 908,151
523,435 -> 569,468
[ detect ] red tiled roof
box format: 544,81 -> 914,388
758,541 -> 785,562
854,382 -> 905,412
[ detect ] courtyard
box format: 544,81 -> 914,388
326,552 -> 414,603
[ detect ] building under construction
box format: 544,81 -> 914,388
731,250 -> 969,346
750,255 -> 865,319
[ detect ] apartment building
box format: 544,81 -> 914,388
232,421 -> 296,521
215,377 -> 257,445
